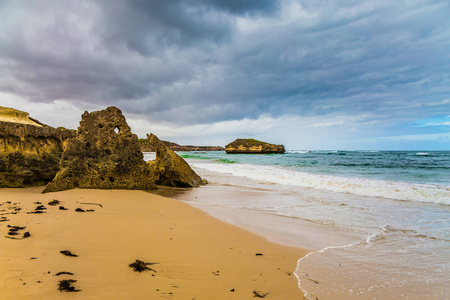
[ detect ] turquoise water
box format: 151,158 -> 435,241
180,150 -> 450,185
145,151 -> 450,299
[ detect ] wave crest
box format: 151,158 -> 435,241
191,163 -> 450,205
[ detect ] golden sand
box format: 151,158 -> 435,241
0,187 -> 308,299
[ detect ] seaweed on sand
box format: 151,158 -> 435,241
48,199 -> 60,206
55,271 -> 74,276
58,279 -> 81,292
253,290 -> 270,298
129,259 -> 158,272
60,250 -> 78,257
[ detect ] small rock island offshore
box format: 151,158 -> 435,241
225,139 -> 285,154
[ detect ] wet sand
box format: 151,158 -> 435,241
0,187 -> 309,299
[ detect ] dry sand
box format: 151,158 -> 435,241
0,187 -> 309,299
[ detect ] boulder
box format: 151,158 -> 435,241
225,139 -> 285,154
0,106 -> 75,187
147,133 -> 205,187
42,107 -> 155,193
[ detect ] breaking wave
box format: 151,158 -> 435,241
191,163 -> 450,205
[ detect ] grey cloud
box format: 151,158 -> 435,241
198,0 -> 279,15
0,0 -> 449,130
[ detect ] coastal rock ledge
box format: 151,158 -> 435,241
0,106 -> 75,187
225,139 -> 285,154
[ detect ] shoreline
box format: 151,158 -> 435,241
151,183 -> 363,251
0,187 -> 309,299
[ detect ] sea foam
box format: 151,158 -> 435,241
191,162 -> 450,205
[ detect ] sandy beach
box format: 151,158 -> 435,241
0,187 -> 309,299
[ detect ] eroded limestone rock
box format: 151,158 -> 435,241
147,133 -> 205,187
225,139 -> 285,154
0,107 -> 75,187
43,107 -> 155,193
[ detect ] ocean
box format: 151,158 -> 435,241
144,150 -> 450,299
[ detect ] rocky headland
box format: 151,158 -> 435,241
1,105 -> 207,192
225,139 -> 285,154
0,106 -> 75,187
139,139 -> 224,152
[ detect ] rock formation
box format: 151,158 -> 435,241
42,107 -> 155,193
139,139 -> 224,152
0,106 -> 46,126
225,139 -> 285,154
0,106 -> 75,187
147,133 -> 205,187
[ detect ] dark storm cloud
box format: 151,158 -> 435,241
198,0 -> 279,14
0,0 -> 449,127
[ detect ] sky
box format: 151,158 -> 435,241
0,0 -> 449,150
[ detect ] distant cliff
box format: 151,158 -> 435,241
225,139 -> 285,154
0,107 -> 75,187
139,139 -> 224,152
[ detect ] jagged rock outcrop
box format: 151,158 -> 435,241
139,139 -> 224,152
43,107 -> 155,193
147,133 -> 205,187
0,107 -> 75,187
225,139 -> 285,154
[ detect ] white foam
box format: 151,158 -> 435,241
191,163 -> 450,205
416,152 -> 431,156
287,150 -> 310,154
295,240 -> 362,299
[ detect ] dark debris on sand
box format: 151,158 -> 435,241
27,210 -> 44,214
7,225 -> 27,231
55,271 -> 74,276
253,290 -> 270,298
8,225 -> 26,230
129,259 -> 158,272
48,199 -> 60,206
7,225 -> 29,238
60,250 -> 78,257
58,279 -> 81,292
